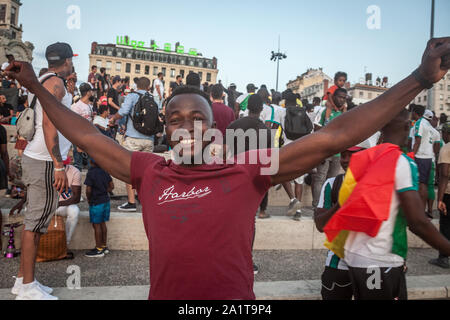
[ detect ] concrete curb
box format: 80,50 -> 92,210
0,275 -> 448,300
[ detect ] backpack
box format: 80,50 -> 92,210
16,74 -> 56,141
284,105 -> 313,141
131,92 -> 163,136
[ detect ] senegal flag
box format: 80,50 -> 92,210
323,143 -> 402,258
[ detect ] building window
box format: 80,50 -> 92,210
440,105 -> 444,110
117,50 -> 123,58
440,84 -> 444,90
125,63 -> 131,73
180,70 -> 185,78
207,73 -> 211,82
153,66 -> 158,76
162,67 -> 166,77
115,62 -> 122,72
11,7 -> 16,26
418,97 -> 421,103
135,64 -> 141,74
448,85 -> 450,91
0,5 -> 6,23
440,94 -> 444,101
106,61 -> 112,70
96,60 -> 102,68
424,95 -> 427,102
170,69 -> 175,78
359,91 -> 364,98
198,72 -> 203,81
145,66 -> 150,75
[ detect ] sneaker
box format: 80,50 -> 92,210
11,277 -> 53,295
429,258 -> 450,269
293,210 -> 302,221
253,263 -> 259,275
85,248 -> 105,258
102,247 -> 110,254
118,202 -> 137,212
15,281 -> 58,300
287,199 -> 301,216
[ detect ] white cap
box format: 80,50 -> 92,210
424,109 -> 434,121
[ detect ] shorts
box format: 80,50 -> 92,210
428,161 -> 436,200
122,137 -> 154,153
415,158 -> 432,185
321,267 -> 353,300
89,202 -> 110,224
22,155 -> 58,234
294,174 -> 305,185
348,266 -> 407,300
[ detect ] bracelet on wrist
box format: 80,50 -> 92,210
54,167 -> 65,172
412,68 -> 433,89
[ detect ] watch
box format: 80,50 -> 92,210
412,68 -> 433,89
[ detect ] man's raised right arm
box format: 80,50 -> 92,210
6,62 -> 132,184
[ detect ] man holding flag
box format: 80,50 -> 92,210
323,109 -> 450,300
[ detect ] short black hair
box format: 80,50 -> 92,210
98,104 -> 108,115
18,95 -> 28,105
411,104 -> 425,117
137,77 -> 150,90
248,94 -> 263,113
176,75 -> 182,80
210,84 -> 224,100
313,97 -> 321,104
334,88 -> 348,96
157,72 -> 163,77
100,67 -> 106,73
257,88 -> 271,105
186,73 -> 201,88
91,65 -> 97,71
167,85 -> 212,108
334,72 -> 347,81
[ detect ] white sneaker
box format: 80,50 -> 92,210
15,281 -> 58,300
287,199 -> 301,216
12,277 -> 53,295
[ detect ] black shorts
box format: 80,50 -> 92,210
321,267 -> 353,300
415,158 -> 432,184
348,266 -> 407,300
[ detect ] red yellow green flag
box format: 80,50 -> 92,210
323,143 -> 402,258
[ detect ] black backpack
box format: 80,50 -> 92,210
284,105 -> 313,141
131,92 -> 163,136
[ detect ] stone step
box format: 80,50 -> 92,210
0,274 -> 448,300
1,211 -> 437,252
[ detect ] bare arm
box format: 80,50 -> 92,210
400,190 -> 450,256
5,62 -> 132,184
314,204 -> 340,233
438,163 -> 449,214
412,136 -> 421,155
107,180 -> 114,193
86,186 -> 92,205
271,38 -> 450,185
58,185 -> 81,207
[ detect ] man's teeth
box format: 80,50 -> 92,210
180,139 -> 197,145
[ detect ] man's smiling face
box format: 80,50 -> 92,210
165,93 -> 215,164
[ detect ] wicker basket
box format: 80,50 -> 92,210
36,215 -> 67,262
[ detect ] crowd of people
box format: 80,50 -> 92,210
0,38 -> 450,301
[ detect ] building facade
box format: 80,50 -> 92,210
347,83 -> 389,105
412,71 -> 450,116
89,38 -> 219,95
286,68 -> 332,101
0,0 -> 33,65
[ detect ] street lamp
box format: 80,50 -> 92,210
271,36 -> 287,92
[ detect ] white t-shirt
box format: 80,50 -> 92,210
344,154 -> 418,268
93,115 -> 109,130
24,73 -> 72,162
412,118 -> 435,159
71,100 -> 93,122
430,126 -> 441,161
240,104 -> 273,122
153,79 -> 164,98
1,62 -> 9,71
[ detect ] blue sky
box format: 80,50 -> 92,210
19,0 -> 450,92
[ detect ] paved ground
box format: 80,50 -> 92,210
1,248 -> 449,290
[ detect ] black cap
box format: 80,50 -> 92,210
79,83 -> 93,96
45,42 -> 77,62
247,83 -> 258,92
112,75 -> 122,84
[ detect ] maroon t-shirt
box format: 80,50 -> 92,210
212,102 -> 236,136
131,151 -> 272,300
